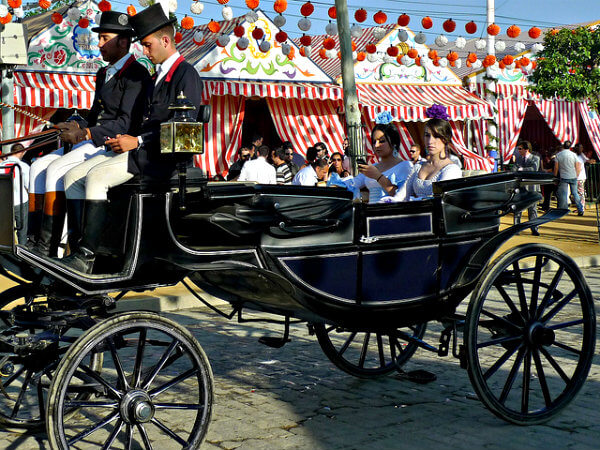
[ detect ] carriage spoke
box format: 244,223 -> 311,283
483,343 -> 522,381
101,419 -> 123,450
521,349 -> 531,414
512,262 -> 530,321
480,309 -> 522,331
539,347 -> 571,384
535,266 -> 564,319
2,365 -> 26,389
125,424 -> 134,450
151,417 -> 188,446
76,365 -> 122,400
67,411 -> 119,445
541,289 -> 577,323
376,334 -> 385,367
494,283 -> 524,322
108,337 -> 129,391
132,328 -> 147,389
64,400 -> 119,408
154,402 -> 204,410
36,376 -> 45,421
338,331 -> 357,357
532,349 -> 553,407
476,334 -> 522,349
10,369 -> 32,418
142,339 -> 178,390
137,424 -> 153,450
529,256 -> 543,317
552,341 -> 582,355
358,333 -> 370,368
149,367 -> 199,399
547,319 -> 584,331
499,346 -> 525,405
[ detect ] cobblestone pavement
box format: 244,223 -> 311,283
2,267 -> 600,449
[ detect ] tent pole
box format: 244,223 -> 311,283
1,68 -> 15,153
486,0 -> 499,169
335,0 -> 364,176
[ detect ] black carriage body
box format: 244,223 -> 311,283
1,171 -> 551,329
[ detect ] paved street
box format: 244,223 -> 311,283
1,266 -> 600,449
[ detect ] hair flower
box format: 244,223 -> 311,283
375,111 -> 394,125
425,104 -> 450,121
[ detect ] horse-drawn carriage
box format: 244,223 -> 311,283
0,149 -> 595,448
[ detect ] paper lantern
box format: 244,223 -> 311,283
474,39 -> 486,50
98,0 -> 111,12
532,43 -> 544,53
351,41 -> 357,51
127,4 -> 137,15
208,20 -> 220,33
502,55 -> 514,65
78,17 -> 89,28
217,0 -> 229,3
398,29 -> 408,42
275,31 -> 287,43
273,14 -> 285,27
397,14 -> 410,27
514,42 -> 525,52
298,17 -> 311,31
401,55 -> 411,65
181,16 -> 194,30
465,21 -> 477,34
387,46 -> 399,57
407,48 -> 418,59
246,0 -> 259,9
281,43 -> 291,55
472,60 -> 482,69
494,41 -> 506,52
374,10 -> 387,24
299,46 -> 310,57
174,32 -> 182,44
415,32 -> 426,44
529,27 -> 542,39
217,34 -> 230,47
507,25 -> 521,38
354,8 -> 367,23
351,24 -> 363,38
190,2 -> 204,14
367,53 -> 378,63
365,43 -> 377,54
326,21 -> 337,36
273,0 -> 287,13
168,0 -> 177,13
531,60 -> 537,70
234,25 -> 245,37
372,26 -> 386,41
520,56 -> 530,67
8,0 -> 21,8
447,51 -> 458,62
421,16 -> 433,29
13,7 -> 23,18
467,53 -> 477,63
487,23 -> 500,36
259,41 -> 271,53
252,27 -> 264,40
443,19 -> 456,33
356,52 -> 366,61
39,0 -> 51,9
222,6 -> 233,21
438,57 -> 448,67
428,49 -> 438,59
434,35 -> 448,47
67,7 -> 80,20
237,37 -> 249,50
455,59 -> 462,69
0,12 -> 11,24
455,37 -> 466,49
193,31 -> 205,45
300,1 -> 314,17
323,37 -> 335,50
482,55 -> 496,67
51,12 -> 63,24
319,48 -> 327,59
0,5 -> 9,19
300,34 -> 311,46
328,6 -> 336,19
245,10 -> 259,22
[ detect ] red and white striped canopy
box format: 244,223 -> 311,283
201,80 -> 343,103
358,84 -> 494,122
14,71 -> 95,109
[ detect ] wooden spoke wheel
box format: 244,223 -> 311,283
313,322 -> 427,378
47,312 -> 213,449
465,244 -> 596,425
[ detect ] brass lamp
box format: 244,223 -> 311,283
160,91 -> 204,156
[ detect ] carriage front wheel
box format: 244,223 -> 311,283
465,244 -> 595,425
46,311 -> 213,449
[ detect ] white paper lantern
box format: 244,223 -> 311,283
401,54 -> 411,65
455,58 -> 462,68
95,13 -> 102,23
193,30 -> 204,44
237,37 -> 249,50
67,7 -> 81,21
372,27 -> 386,41
495,41 -> 506,52
326,21 -> 337,36
414,32 -> 426,44
532,43 -> 544,53
245,10 -> 258,23
472,59 -> 482,69
326,49 -> 336,59
303,46 -> 311,58
439,57 -> 448,67
139,0 -> 149,6
351,24 -> 363,38
513,42 -> 525,52
298,17 -> 311,32
221,6 -> 233,21
169,0 -> 178,13
435,35 -> 448,47
190,2 -> 204,14
273,14 -> 286,28
352,51 -> 357,60
383,55 -> 395,63
217,35 -> 230,47
506,63 -> 515,70
13,7 -> 24,18
455,37 -> 466,49
367,53 -> 378,63
259,41 -> 271,53
475,39 -> 486,50
397,30 -> 409,42
281,43 -> 291,55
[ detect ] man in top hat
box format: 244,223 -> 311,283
28,10 -> 150,257
60,3 -> 204,273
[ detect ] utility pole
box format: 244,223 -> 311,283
485,0 -> 500,168
335,0 -> 365,176
0,0 -> 15,150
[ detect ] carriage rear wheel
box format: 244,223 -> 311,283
46,311 -> 213,449
465,244 -> 596,425
313,323 -> 427,378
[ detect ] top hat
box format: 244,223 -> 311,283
91,11 -> 134,34
130,4 -> 177,41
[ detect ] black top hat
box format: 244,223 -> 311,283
91,11 -> 134,34
130,4 -> 177,41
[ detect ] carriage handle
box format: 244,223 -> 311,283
454,188 -> 520,221
272,202 -> 342,234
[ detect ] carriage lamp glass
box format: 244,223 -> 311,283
160,92 -> 204,155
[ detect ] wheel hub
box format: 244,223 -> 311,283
120,390 -> 154,424
528,322 -> 555,347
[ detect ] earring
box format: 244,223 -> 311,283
393,149 -> 399,158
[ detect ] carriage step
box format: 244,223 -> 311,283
258,336 -> 291,348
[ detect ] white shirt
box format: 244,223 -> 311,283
0,156 -> 30,205
105,53 -> 131,84
155,51 -> 181,86
238,156 -> 276,184
577,153 -> 588,181
292,164 -> 318,186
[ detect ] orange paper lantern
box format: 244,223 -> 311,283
323,37 -> 335,50
175,32 -> 183,44
0,13 -> 11,24
498,61 -> 506,69
366,43 -> 377,54
396,55 -> 404,64
373,11 -> 387,25
397,14 -> 410,27
465,21 -> 477,34
181,16 -> 194,30
357,52 -> 366,61
300,34 -> 311,46
351,41 -> 357,51
529,27 -> 541,39
487,23 -> 500,36
387,46 -> 399,57
482,54 -> 497,67
328,6 -> 336,19
507,25 -> 521,38
421,16 -> 433,29
51,12 -> 63,24
407,48 -> 418,58
8,0 -> 22,8
520,56 -> 531,67
300,1 -> 314,17
246,0 -> 259,9
98,0 -> 111,12
443,19 -> 456,33
531,60 -> 537,70
354,8 -> 367,23
467,53 -> 478,63
78,18 -> 89,28
217,0 -> 229,3
38,0 -> 51,9
208,20 -> 221,33
502,55 -> 514,65
428,49 -> 438,59
415,57 -> 421,66
446,51 -> 459,62
319,48 -> 327,59
273,0 -> 287,13
127,4 -> 136,15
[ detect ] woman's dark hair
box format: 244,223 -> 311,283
518,140 -> 532,152
424,118 -> 453,159
328,152 -> 347,176
306,146 -> 318,163
372,123 -> 400,151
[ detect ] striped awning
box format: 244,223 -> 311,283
13,71 -> 96,109
202,80 -> 343,103
357,84 -> 494,122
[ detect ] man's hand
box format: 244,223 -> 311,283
105,134 -> 138,154
57,121 -> 87,145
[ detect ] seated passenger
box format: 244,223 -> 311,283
293,158 -> 329,186
328,151 -> 350,178
392,118 -> 462,202
348,123 -> 413,203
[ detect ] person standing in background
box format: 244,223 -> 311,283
513,141 -> 541,236
573,143 -> 588,211
0,144 -> 30,244
554,141 -> 584,215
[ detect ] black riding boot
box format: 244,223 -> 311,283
66,199 -> 84,254
59,200 -> 107,274
31,213 -> 65,257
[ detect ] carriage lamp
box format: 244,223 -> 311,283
160,91 -> 205,156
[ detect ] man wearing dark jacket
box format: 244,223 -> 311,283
61,4 -> 204,273
29,10 -> 149,256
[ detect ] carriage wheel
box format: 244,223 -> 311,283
313,323 -> 427,378
465,244 -> 596,425
47,312 -> 213,449
0,285 -> 101,430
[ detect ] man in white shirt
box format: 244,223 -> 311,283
238,145 -> 276,184
0,144 -> 30,244
554,140 -> 583,215
292,158 -> 329,186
